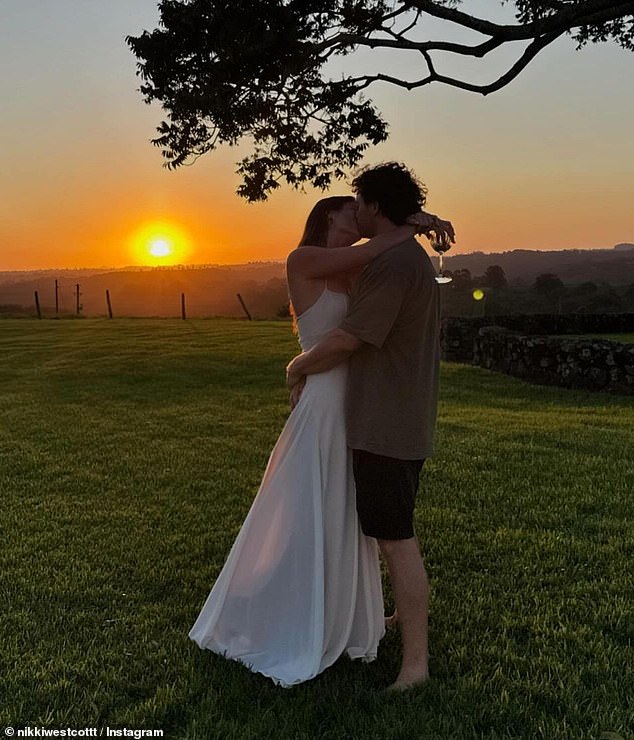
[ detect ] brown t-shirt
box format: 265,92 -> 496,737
340,237 -> 440,460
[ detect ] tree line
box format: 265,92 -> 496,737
3,263 -> 633,319
438,265 -> 634,316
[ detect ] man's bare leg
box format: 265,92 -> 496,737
377,536 -> 429,690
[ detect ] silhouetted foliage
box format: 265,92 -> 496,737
534,273 -> 565,295
570,281 -> 599,297
581,286 -> 624,313
452,268 -> 473,291
624,284 -> 634,310
277,302 -> 292,318
127,1 -> 634,200
483,265 -> 508,290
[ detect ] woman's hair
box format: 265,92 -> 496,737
290,196 -> 355,333
352,162 -> 427,224
297,195 -> 355,248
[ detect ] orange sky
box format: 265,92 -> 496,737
1,2 -> 633,271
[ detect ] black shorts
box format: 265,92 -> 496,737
352,449 -> 424,540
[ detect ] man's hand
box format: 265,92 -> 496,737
289,377 -> 306,409
407,212 -> 455,243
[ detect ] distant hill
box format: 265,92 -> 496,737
0,262 -> 284,287
0,267 -> 111,286
1,248 -> 633,317
0,263 -> 288,318
613,243 -> 634,251
443,247 -> 634,285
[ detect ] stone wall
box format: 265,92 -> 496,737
441,314 -> 634,395
441,317 -> 493,363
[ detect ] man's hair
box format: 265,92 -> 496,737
351,162 -> 427,224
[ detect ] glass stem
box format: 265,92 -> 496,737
438,252 -> 444,275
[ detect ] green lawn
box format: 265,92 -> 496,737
582,334 -> 634,344
1,319 -> 633,740
563,334 -> 634,344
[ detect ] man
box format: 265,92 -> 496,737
286,162 -> 451,691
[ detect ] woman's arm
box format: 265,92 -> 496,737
286,224 -> 416,281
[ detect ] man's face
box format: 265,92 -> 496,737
355,194 -> 377,238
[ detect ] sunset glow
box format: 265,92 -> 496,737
149,239 -> 172,258
129,222 -> 192,266
1,4 -> 632,271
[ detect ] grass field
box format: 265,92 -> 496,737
576,334 -> 634,344
1,318 -> 633,740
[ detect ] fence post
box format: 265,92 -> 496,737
106,290 -> 113,319
75,284 -> 81,316
181,293 -> 186,320
55,280 -> 59,315
34,291 -> 42,319
236,293 -> 252,321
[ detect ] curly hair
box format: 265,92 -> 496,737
351,162 -> 427,225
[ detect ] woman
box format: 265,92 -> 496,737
189,196 -> 429,687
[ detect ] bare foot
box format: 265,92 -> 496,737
384,609 -> 398,629
385,667 -> 429,693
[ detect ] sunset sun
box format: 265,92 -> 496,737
130,221 -> 192,265
149,238 -> 172,258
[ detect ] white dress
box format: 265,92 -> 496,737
189,287 -> 385,687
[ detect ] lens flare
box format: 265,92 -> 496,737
473,289 -> 485,301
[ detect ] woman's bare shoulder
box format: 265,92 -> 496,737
287,245 -> 320,262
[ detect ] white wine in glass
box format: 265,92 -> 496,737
430,229 -> 453,284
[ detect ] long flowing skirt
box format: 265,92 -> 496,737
189,364 -> 385,687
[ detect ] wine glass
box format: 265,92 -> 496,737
430,229 -> 453,284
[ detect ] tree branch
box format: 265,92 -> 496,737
382,9 -> 422,40
317,32 -> 504,58
314,1 -> 633,59
313,1 -> 633,94
128,0 -> 634,199
407,0 -> 521,37
351,29 -> 566,95
410,0 -> 634,40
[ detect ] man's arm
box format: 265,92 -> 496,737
286,328 -> 362,390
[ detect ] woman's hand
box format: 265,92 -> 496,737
286,356 -> 304,391
407,212 -> 455,243
289,377 -> 306,409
